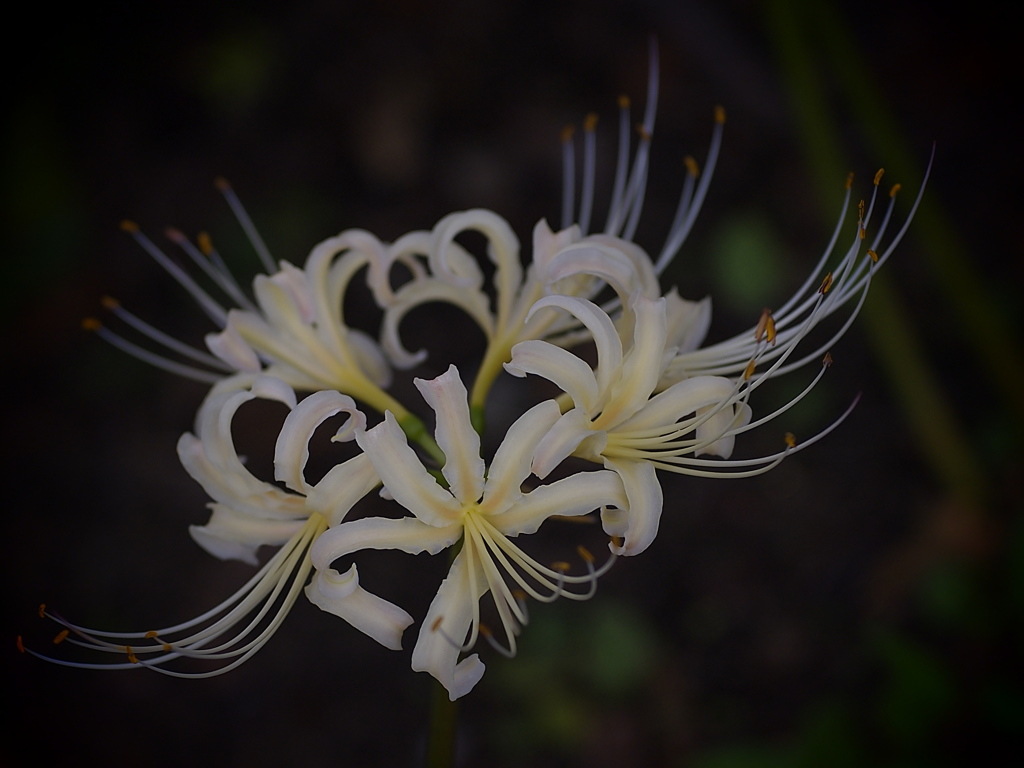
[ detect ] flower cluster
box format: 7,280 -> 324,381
28,51 -> 927,700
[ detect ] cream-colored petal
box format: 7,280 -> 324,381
490,469 -> 626,537
664,288 -> 711,353
481,399 -> 562,516
602,457 -> 663,556
411,550 -> 487,700
616,375 -> 736,433
273,390 -> 363,495
356,412 -> 463,526
310,516 -> 464,571
597,295 -> 667,429
305,564 -> 414,651
414,366 -> 485,505
189,504 -> 305,565
305,453 -> 381,526
205,322 -> 261,372
531,409 -> 598,479
505,340 -> 599,413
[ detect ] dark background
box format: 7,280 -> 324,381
4,1 -> 1021,766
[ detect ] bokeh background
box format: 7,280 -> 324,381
5,0 -> 1021,766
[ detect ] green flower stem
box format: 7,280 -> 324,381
425,678 -> 459,768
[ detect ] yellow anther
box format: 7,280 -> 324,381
81,317 -> 102,331
561,124 -> 575,143
874,168 -> 885,185
145,630 -> 159,639
119,220 -> 139,233
859,227 -> 866,240
818,271 -> 834,294
618,94 -> 630,110
743,359 -> 757,381
636,123 -> 651,141
479,624 -> 493,638
101,295 -> 120,310
755,308 -> 772,342
16,635 -> 24,654
552,561 -> 571,573
126,647 -> 139,664
162,643 -> 172,652
197,231 -> 214,256
784,432 -> 797,449
684,155 -> 700,177
866,249 -> 879,263
583,112 -> 599,132
577,545 -> 595,564
37,604 -> 46,619
889,183 -> 902,198
822,352 -> 834,367
845,172 -> 854,190
512,589 -> 527,602
53,629 -> 69,645
714,105 -> 726,124
430,616 -> 444,633
858,199 -> 866,219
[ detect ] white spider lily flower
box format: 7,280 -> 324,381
87,184 -> 415,423
306,365 -> 626,699
506,291 -> 860,557
27,377 -> 384,676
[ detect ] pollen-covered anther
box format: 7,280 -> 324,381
743,358 -> 757,381
37,604 -> 46,619
561,124 -> 575,144
197,231 -> 214,256
714,105 -> 726,124
784,432 -> 797,449
577,545 -> 596,564
866,249 -> 879,263
52,629 -> 69,645
818,271 -> 834,294
618,94 -> 630,110
583,112 -> 599,132
754,308 -> 777,346
874,168 -> 885,185
890,183 -> 902,198
81,317 -> 102,332
684,155 -> 700,178
823,352 -> 834,368
551,561 -> 571,573
845,171 -> 855,190
100,296 -> 121,310
16,635 -> 25,653
124,646 -> 139,664
119,220 -> 140,234
636,123 -> 652,142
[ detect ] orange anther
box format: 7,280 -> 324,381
684,156 -> 700,177
618,95 -> 630,110
784,432 -> 797,449
818,272 -> 834,294
873,168 -> 885,185
119,220 -> 139,233
37,604 -> 46,619
552,561 -> 571,573
561,124 -> 575,143
126,647 -> 139,664
53,629 -> 69,645
81,317 -> 102,331
100,295 -> 120,310
583,112 -> 598,132
197,232 -> 214,256
577,545 -> 595,564
866,249 -> 879,263
16,635 -> 24,653
845,172 -> 855,190
889,183 -> 902,198
743,359 -> 757,381
145,630 -> 159,639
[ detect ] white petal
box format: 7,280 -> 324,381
490,469 -> 627,537
305,453 -> 381,526
531,409 -> 598,479
505,340 -> 599,413
310,516 -> 464,571
481,400 -> 562,515
189,504 -> 305,565
598,295 -> 667,428
357,411 -> 463,526
347,329 -> 393,388
664,289 -> 711,353
602,458 -> 663,556
616,375 -> 737,433
414,366 -> 484,505
305,564 -> 414,651
411,550 -> 487,700
206,322 -> 262,372
273,390 -> 363,495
